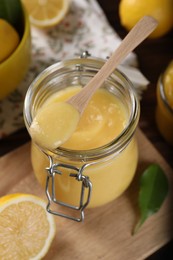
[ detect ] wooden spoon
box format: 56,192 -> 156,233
67,15 -> 158,114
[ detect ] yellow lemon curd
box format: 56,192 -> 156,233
31,86 -> 138,208
156,61 -> 173,145
30,101 -> 80,150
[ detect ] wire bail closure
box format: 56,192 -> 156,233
45,155 -> 92,222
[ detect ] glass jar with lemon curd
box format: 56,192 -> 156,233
24,53 -> 140,221
156,61 -> 173,145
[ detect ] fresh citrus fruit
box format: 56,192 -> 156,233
0,19 -> 20,63
0,193 -> 56,259
22,0 -> 70,28
163,60 -> 173,108
119,0 -> 173,38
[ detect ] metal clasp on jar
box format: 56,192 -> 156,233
80,50 -> 91,58
45,155 -> 92,222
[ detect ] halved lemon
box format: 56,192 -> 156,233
22,0 -> 70,28
0,193 -> 56,259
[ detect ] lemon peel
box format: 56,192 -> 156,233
119,0 -> 173,38
0,19 -> 20,63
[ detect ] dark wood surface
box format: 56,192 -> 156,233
0,0 -> 173,259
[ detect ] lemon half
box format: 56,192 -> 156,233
22,0 -> 70,28
0,193 -> 56,259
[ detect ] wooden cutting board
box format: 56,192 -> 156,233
0,128 -> 173,260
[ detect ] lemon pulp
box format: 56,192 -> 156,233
0,193 -> 56,259
22,0 -> 70,28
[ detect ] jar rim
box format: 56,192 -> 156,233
159,75 -> 173,114
24,56 -> 140,161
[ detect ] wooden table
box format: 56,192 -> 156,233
0,1 -> 173,259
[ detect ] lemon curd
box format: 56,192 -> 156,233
24,57 -> 140,211
31,86 -> 138,208
30,101 -> 80,150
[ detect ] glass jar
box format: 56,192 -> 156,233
156,75 -> 173,145
24,53 -> 140,221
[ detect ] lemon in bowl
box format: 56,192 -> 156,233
0,6 -> 31,100
0,19 -> 20,63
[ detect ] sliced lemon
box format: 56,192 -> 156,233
22,0 -> 70,28
0,193 -> 56,259
0,19 -> 20,63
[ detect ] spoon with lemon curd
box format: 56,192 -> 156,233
30,16 -> 158,151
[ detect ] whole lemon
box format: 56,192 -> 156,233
119,0 -> 173,38
0,19 -> 20,63
0,8 -> 31,100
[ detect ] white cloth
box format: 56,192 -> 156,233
0,0 -> 149,138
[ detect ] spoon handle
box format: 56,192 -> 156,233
68,15 -> 158,114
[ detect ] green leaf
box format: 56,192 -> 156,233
0,0 -> 24,36
133,164 -> 169,234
